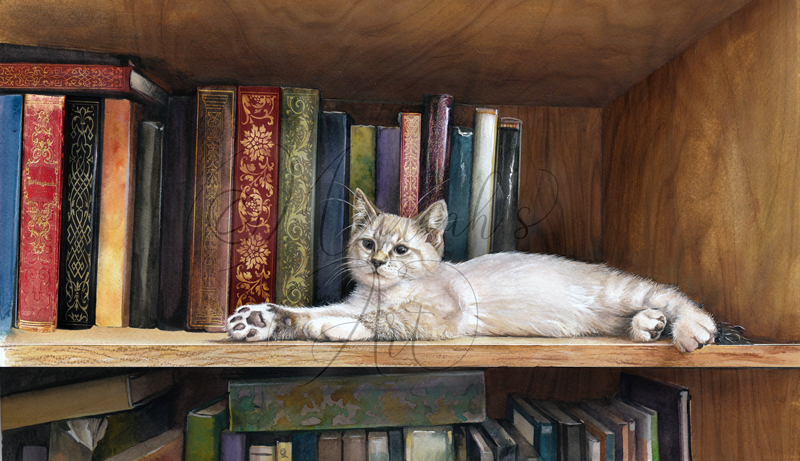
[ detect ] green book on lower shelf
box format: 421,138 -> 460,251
185,396 -> 229,461
228,371 -> 486,432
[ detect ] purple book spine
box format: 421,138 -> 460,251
221,431 -> 247,461
420,94 -> 454,210
375,126 -> 401,215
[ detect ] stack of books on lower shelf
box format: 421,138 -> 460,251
1,369 -> 690,461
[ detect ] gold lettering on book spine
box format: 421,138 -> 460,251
276,89 -> 318,306
234,90 -> 278,307
62,102 -> 97,324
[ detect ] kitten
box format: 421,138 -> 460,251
226,188 -> 717,352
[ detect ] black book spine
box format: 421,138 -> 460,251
490,117 -> 522,253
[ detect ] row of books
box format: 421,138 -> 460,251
1,65 -> 524,335
1,370 -> 691,461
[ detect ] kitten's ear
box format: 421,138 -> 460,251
414,199 -> 448,254
352,188 -> 380,231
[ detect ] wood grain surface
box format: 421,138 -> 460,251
1,0 -> 749,106
603,0 -> 800,342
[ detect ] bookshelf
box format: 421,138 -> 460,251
3,0 -> 800,459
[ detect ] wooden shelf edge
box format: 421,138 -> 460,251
2,327 -> 798,368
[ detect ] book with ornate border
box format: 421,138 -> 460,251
0,94 -> 23,336
0,63 -> 168,106
17,94 -> 66,333
275,87 -> 319,307
398,112 -> 421,218
230,86 -> 281,314
187,86 -> 237,332
57,97 -> 103,330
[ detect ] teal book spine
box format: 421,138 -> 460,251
0,94 -> 23,336
228,371 -> 486,432
443,126 -> 473,262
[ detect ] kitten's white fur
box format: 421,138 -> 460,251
227,189 -> 717,352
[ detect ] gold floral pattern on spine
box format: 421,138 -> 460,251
399,113 -> 421,217
232,88 -> 280,309
0,64 -> 128,90
276,89 -> 319,307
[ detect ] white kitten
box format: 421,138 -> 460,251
227,188 -> 717,352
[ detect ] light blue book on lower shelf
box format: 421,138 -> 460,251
0,94 -> 23,337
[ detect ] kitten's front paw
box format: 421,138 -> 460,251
671,310 -> 717,353
226,303 -> 277,341
630,309 -> 667,342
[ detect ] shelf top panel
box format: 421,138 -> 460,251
2,0 -> 750,106
2,327 -> 797,368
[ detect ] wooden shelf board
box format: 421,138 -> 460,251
2,327 -> 798,368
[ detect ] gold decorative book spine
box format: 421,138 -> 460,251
399,112 -> 421,218
187,87 -> 237,331
17,94 -> 66,332
230,86 -> 281,314
275,88 -> 320,307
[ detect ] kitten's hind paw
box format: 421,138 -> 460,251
629,308 -> 667,342
226,303 -> 277,341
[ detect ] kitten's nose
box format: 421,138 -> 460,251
371,251 -> 388,269
370,258 -> 386,269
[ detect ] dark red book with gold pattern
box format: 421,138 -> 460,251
187,86 -> 237,332
419,94 -> 454,210
0,63 -> 168,106
230,86 -> 281,314
17,94 -> 66,332
398,112 -> 421,218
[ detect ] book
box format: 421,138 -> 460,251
579,401 -> 630,461
230,86 -> 281,314
620,399 -> 659,461
606,398 -> 655,461
419,94 -> 454,210
453,426 -> 467,461
568,407 -> 614,461
318,431 -> 342,461
250,445 -> 274,461
57,97 -> 102,330
467,108 -> 498,259
228,371 -> 485,432
104,427 -> 183,461
185,396 -> 229,461
585,433 -> 600,461
467,425 -> 493,461
350,124 -> 377,207
221,430 -> 246,461
48,418 -> 98,461
388,429 -> 403,461
498,419 -> 543,461
531,400 -> 586,461
375,126 -> 401,215
0,63 -> 168,106
367,431 -> 389,461
158,96 -> 195,330
314,111 -> 353,305
404,426 -> 453,461
0,94 -> 23,336
478,418 -> 516,461
187,86 -> 237,332
1,369 -> 175,431
22,446 -> 48,461
129,121 -> 164,329
490,117 -> 522,253
507,394 -> 557,461
275,87 -> 320,306
276,437 -> 292,461
342,430 -> 367,461
443,126 -> 473,262
398,112 -> 421,218
95,99 -> 146,328
619,373 -> 691,461
91,390 -> 177,460
17,94 -> 66,332
292,433 -> 318,461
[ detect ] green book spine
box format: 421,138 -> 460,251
275,88 -> 319,307
228,371 -> 485,432
185,397 -> 229,461
350,124 -> 376,202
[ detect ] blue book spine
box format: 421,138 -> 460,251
375,126 -> 401,215
313,111 -> 352,305
0,95 -> 23,336
291,432 -> 318,461
444,127 -> 473,262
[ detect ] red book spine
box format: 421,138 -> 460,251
230,87 -> 280,314
17,94 -> 66,332
420,94 -> 453,210
0,64 -> 130,92
398,112 -> 421,218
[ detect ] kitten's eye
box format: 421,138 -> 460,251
361,239 -> 375,250
394,245 -> 408,255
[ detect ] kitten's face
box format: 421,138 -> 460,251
347,189 -> 448,289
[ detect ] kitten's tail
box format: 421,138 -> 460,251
713,321 -> 751,345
